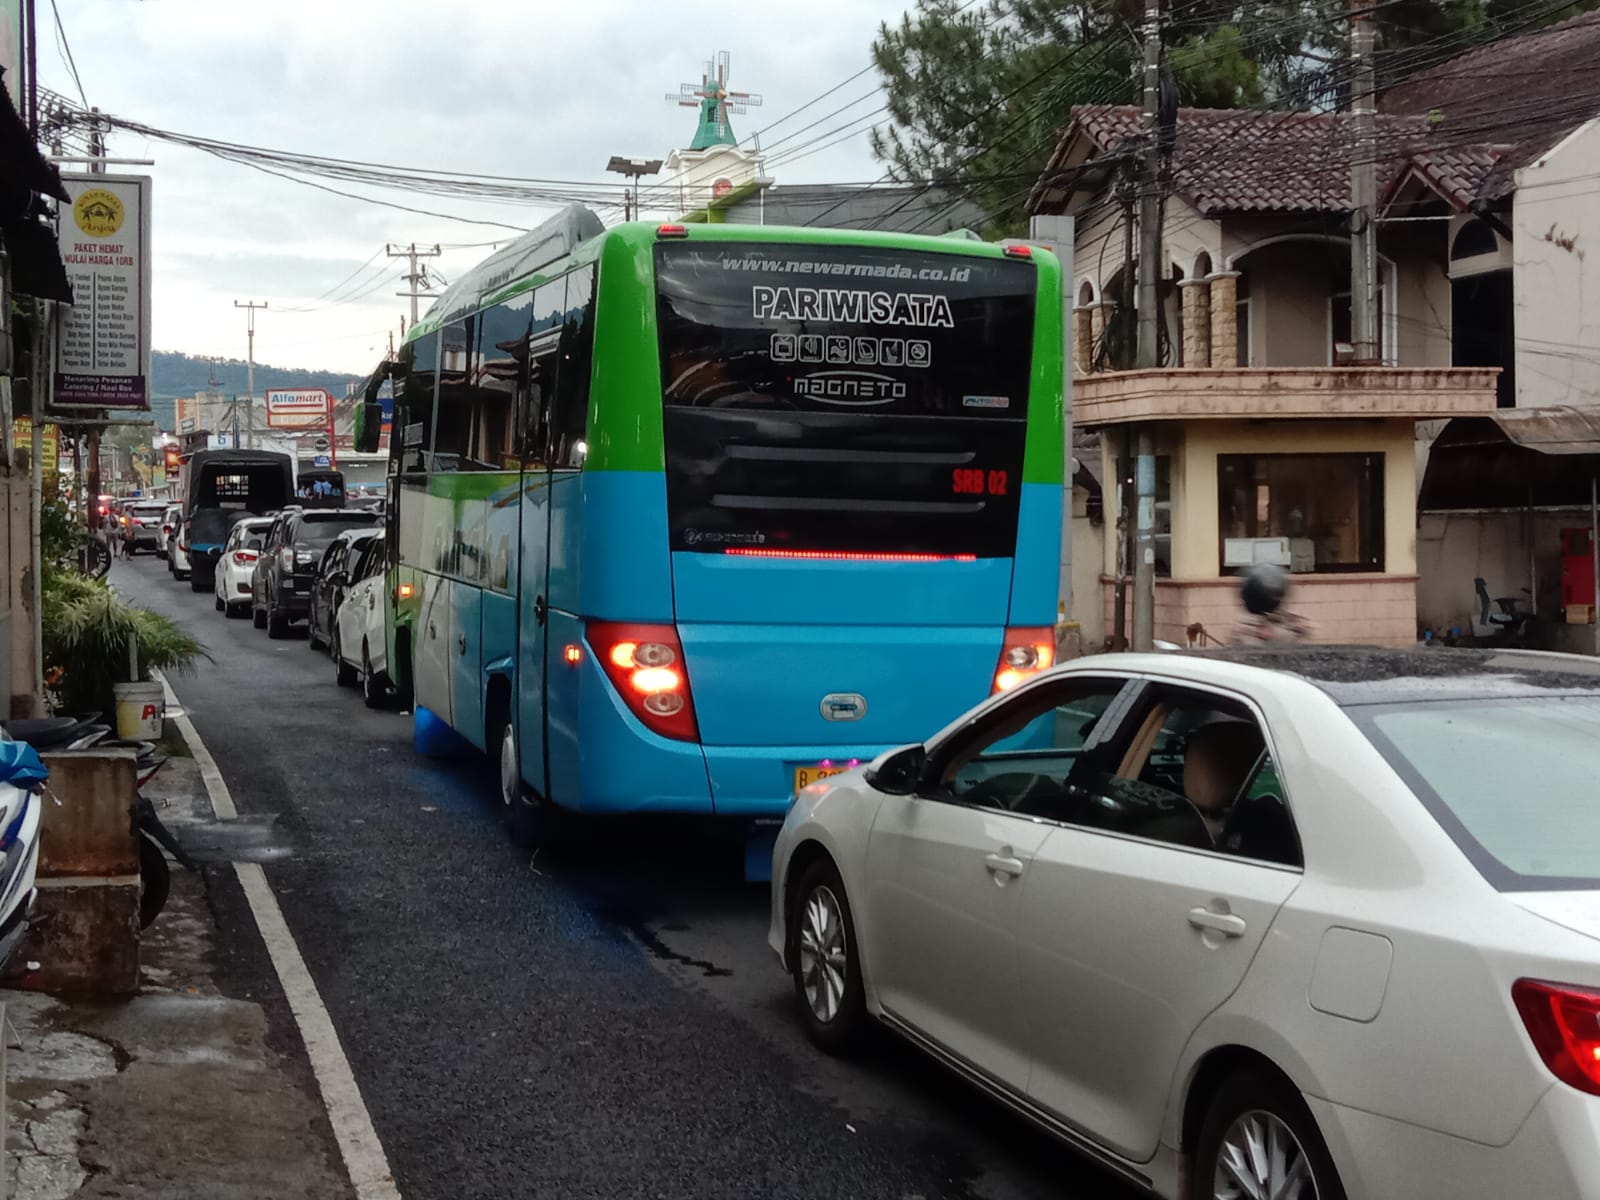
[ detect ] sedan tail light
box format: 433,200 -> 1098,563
232,551 -> 258,565
587,621 -> 699,742
992,626 -> 1056,693
280,548 -> 295,571
1513,978 -> 1600,1095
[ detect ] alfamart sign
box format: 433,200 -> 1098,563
266,388 -> 333,429
53,175 -> 153,411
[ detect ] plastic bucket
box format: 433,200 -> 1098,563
113,681 -> 165,740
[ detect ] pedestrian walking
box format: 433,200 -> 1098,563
1230,564 -> 1312,645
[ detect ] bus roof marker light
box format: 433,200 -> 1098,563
657,224 -> 690,239
1002,243 -> 1034,259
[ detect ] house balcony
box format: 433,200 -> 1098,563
1073,366 -> 1500,428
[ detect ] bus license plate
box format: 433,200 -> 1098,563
793,763 -> 849,792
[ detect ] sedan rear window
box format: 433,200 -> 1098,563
1358,697 -> 1600,889
297,513 -> 382,547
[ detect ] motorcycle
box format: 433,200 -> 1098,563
0,715 -> 195,929
0,732 -> 46,976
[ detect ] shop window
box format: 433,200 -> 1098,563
1218,453 -> 1384,574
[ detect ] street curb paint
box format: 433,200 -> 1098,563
155,670 -> 403,1200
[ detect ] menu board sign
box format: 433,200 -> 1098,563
53,174 -> 153,410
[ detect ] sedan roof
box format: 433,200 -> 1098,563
1196,644 -> 1600,706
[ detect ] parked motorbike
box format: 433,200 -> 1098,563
0,732 -> 46,976
0,714 -> 195,928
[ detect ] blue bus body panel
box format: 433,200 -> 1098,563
573,656 -> 714,814
1010,482 -> 1064,625
450,585 -> 485,751
544,472 -> 586,807
579,471 -> 673,621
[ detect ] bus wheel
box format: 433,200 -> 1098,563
497,720 -> 549,850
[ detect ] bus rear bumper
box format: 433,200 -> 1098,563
571,667 -> 888,819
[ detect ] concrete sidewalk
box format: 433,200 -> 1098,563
3,754 -> 354,1199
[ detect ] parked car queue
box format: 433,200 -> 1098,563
162,501 -> 395,706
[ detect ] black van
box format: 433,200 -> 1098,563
179,449 -> 294,592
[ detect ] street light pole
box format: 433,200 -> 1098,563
234,301 -> 266,449
606,156 -> 663,222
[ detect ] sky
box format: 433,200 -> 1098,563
36,0 -> 913,374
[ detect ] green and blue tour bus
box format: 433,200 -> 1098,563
352,206 -> 1065,857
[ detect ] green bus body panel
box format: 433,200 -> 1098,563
401,221 -> 1066,482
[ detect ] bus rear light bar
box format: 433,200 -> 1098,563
657,224 -> 690,239
723,548 -> 978,563
993,626 -> 1056,693
588,621 -> 700,741
1002,243 -> 1034,259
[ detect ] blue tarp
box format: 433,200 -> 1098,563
0,743 -> 48,787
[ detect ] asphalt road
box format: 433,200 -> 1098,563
117,553 -> 1143,1200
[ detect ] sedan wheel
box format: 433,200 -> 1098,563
1197,1071 -> 1343,1200
790,859 -> 867,1055
333,630 -> 357,688
361,644 -> 385,709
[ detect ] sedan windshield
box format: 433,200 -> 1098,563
1357,696 -> 1600,889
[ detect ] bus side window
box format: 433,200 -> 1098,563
477,294 -> 532,470
549,266 -> 595,470
397,334 -> 438,478
518,277 -> 568,471
432,317 -> 475,473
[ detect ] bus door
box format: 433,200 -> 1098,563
513,313 -> 567,803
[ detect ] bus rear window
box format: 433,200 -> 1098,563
655,242 -> 1036,558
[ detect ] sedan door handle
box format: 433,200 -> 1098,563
1188,907 -> 1247,938
984,852 -> 1026,879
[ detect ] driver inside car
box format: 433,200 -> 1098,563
1181,720 -> 1266,841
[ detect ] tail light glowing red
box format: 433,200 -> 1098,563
992,626 -> 1056,693
1513,979 -> 1600,1095
232,551 -> 258,565
587,621 -> 699,741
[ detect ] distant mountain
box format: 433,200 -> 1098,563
148,351 -> 364,432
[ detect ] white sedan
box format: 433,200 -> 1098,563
213,517 -> 273,617
769,647 -> 1600,1200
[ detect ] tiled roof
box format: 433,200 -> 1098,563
1046,105 -> 1434,216
1381,11 -> 1600,120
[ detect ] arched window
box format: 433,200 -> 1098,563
1452,219 -> 1499,261
1078,280 -> 1096,307
1194,251 -> 1214,278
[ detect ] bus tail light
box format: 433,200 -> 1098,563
587,621 -> 699,742
657,223 -> 689,238
992,626 -> 1055,693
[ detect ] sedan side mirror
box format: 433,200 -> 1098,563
865,744 -> 927,796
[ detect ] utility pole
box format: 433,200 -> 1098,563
387,243 -> 441,328
1131,0 -> 1165,653
234,301 -> 267,449
1350,0 -> 1379,365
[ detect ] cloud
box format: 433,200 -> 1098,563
44,0 -> 905,374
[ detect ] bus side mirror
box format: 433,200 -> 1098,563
353,400 -> 382,454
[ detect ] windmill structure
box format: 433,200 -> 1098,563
667,51 -> 763,151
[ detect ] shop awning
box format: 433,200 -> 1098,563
1420,407 -> 1600,511
0,70 -> 73,303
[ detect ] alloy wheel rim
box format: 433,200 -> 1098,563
499,725 -> 517,810
1214,1109 -> 1318,1200
798,885 -> 848,1024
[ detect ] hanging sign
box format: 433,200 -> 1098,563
53,174 -> 153,411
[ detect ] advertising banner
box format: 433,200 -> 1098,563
265,387 -> 331,429
53,174 -> 154,411
11,417 -> 59,474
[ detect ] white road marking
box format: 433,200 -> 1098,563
158,670 -> 402,1199
153,670 -> 236,820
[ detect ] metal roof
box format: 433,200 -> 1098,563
1420,408 -> 1600,511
